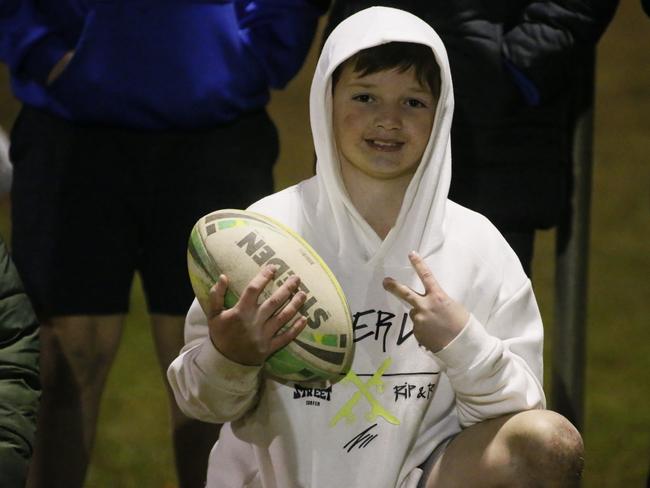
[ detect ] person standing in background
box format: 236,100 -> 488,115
0,235 -> 40,488
0,132 -> 40,488
324,0 -> 618,275
0,1 -> 329,487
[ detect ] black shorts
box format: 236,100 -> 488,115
9,106 -> 278,317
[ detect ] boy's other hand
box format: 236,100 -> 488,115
207,266 -> 308,366
383,251 -> 469,353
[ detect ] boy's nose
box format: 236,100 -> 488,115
374,107 -> 402,130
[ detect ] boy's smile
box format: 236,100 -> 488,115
332,64 -> 437,182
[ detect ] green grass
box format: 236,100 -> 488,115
1,3 -> 648,486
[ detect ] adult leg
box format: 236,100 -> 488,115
140,110 -> 277,486
10,108 -> 141,487
151,314 -> 220,488
425,410 -> 584,488
27,315 -> 125,488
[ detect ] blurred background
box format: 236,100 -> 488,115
0,1 -> 648,486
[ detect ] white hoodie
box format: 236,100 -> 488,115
168,7 -> 545,488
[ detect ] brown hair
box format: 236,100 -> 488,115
332,42 -> 441,97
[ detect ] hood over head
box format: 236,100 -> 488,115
309,6 -> 454,267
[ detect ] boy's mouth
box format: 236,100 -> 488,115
366,139 -> 404,151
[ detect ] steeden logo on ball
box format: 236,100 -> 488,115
187,209 -> 355,385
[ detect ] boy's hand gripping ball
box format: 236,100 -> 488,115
188,209 -> 354,385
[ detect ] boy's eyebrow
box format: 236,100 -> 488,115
346,81 -> 433,96
345,81 -> 377,89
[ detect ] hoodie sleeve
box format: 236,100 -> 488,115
0,0 -> 71,84
502,0 -> 619,105
434,274 -> 545,428
167,299 -> 263,424
235,0 -> 329,89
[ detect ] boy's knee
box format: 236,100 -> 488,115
507,410 -> 584,486
511,410 -> 583,455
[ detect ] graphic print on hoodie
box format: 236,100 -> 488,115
168,7 -> 546,488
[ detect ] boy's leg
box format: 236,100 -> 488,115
424,410 -> 584,488
27,315 -> 125,488
151,314 -> 221,488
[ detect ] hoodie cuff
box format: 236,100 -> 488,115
434,314 -> 497,370
18,33 -> 71,84
194,338 -> 262,392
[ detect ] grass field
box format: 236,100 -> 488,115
1,2 -> 648,487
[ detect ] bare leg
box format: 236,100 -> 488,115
27,315 -> 125,488
425,410 -> 584,488
151,314 -> 221,488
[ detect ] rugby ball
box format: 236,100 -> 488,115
187,209 -> 354,385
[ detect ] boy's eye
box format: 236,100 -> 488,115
352,94 -> 373,103
406,98 -> 427,108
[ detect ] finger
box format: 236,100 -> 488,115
382,276 -> 421,307
208,274 -> 228,319
408,251 -> 440,294
267,291 -> 308,337
269,315 -> 308,354
238,264 -> 278,309
258,275 -> 302,319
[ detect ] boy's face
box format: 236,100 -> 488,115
332,63 -> 437,182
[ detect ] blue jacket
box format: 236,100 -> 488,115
0,0 -> 327,129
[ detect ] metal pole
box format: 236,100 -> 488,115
552,51 -> 596,432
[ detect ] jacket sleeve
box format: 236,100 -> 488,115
167,299 -> 263,424
0,236 -> 40,488
502,0 -> 619,104
235,0 -> 329,89
434,270 -> 546,428
0,0 -> 71,83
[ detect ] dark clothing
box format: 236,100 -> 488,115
0,0 -> 326,129
10,106 -> 278,317
0,235 -> 40,487
502,230 -> 535,277
325,1 -> 618,235
3,1 -> 327,318
3,0 -> 328,317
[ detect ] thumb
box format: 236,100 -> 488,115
208,274 -> 228,319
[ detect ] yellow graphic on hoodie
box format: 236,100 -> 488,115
330,357 -> 400,426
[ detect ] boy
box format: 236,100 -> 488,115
168,7 -> 583,487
